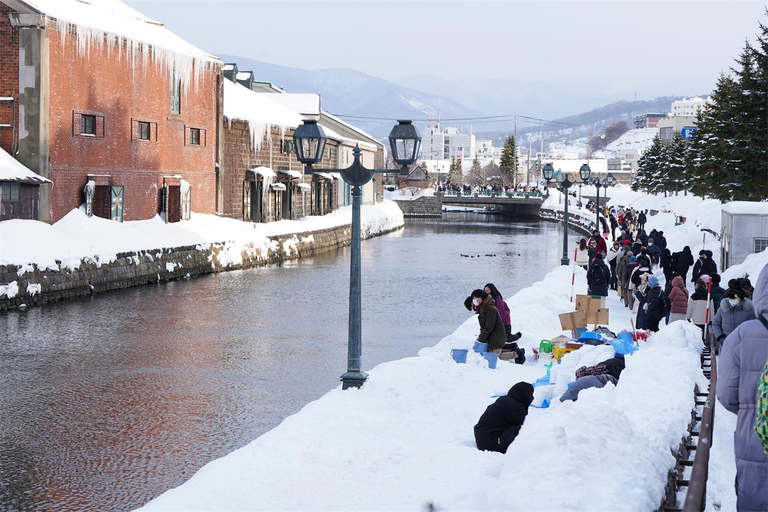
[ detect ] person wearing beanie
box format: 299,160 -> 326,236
710,274 -> 727,313
687,280 -> 715,337
474,382 -> 534,453
712,284 -> 756,349
645,275 -> 669,331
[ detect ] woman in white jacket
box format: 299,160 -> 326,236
687,279 -> 715,336
575,239 -> 590,270
606,241 -> 621,291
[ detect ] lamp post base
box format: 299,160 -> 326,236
561,256 -> 570,266
341,371 -> 369,390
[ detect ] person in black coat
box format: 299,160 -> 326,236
655,231 -> 667,251
661,248 -> 675,284
691,250 -> 717,283
674,246 -> 695,282
474,382 -> 534,454
587,253 -> 610,297
638,210 -> 647,231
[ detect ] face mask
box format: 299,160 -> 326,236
700,256 -> 706,260
473,298 -> 481,306
648,242 -> 653,246
727,298 -> 740,307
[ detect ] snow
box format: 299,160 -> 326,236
25,283 -> 41,296
383,188 -> 435,201
721,201 -> 768,215
249,166 -> 276,179
24,0 -> 219,92
605,128 -> 659,151
278,170 -> 304,180
0,200 -> 404,272
0,281 -> 19,299
223,80 -> 303,150
0,147 -> 51,184
138,265 -> 706,512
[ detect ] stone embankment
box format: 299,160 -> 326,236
0,223 -> 401,312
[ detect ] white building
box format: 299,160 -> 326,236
420,122 -> 476,162
658,116 -> 697,141
671,97 -> 711,117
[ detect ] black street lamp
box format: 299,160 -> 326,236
543,164 -> 572,266
592,176 -> 602,232
293,119 -> 421,389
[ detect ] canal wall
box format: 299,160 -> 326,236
391,196 -> 442,217
0,222 -> 402,312
539,207 -> 596,236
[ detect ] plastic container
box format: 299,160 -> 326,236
483,352 -> 499,369
532,384 -> 555,407
473,341 -> 488,354
617,332 -> 634,344
539,340 -> 553,354
450,349 -> 468,364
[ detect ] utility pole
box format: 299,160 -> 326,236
514,115 -> 518,187
527,139 -> 532,189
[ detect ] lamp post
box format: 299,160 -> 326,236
292,119 -> 421,389
543,164 -> 572,266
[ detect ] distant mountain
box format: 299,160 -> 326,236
218,55 -> 486,138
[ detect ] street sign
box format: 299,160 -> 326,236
681,127 -> 697,140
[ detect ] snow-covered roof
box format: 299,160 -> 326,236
223,80 -> 303,150
249,166 -> 277,178
0,148 -> 51,184
313,172 -> 334,180
721,201 -> 768,215
297,183 -> 311,191
269,183 -> 286,191
605,128 -> 658,151
236,71 -> 253,80
17,0 -> 220,90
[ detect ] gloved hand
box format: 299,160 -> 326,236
643,303 -> 648,312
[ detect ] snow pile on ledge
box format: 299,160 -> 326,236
0,200 -> 404,272
138,267 -> 704,512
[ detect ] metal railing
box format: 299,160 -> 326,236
660,330 -> 718,512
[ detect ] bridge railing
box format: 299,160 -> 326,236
440,190 -> 545,199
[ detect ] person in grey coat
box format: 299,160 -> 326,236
717,264 -> 768,512
712,284 -> 756,346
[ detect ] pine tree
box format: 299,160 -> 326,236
666,134 -> 688,195
633,135 -> 664,193
447,157 -> 463,185
500,136 -> 518,186
469,155 -> 484,185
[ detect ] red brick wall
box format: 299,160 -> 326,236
0,5 -> 19,154
47,25 -> 219,221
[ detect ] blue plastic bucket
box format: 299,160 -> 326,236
473,341 -> 488,353
574,327 -> 587,339
450,349 -> 468,364
483,352 -> 499,369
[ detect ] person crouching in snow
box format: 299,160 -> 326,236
474,382 -> 534,454
559,355 -> 626,402
472,289 -> 519,362
484,283 -> 525,363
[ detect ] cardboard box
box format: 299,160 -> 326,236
576,295 -> 607,315
559,311 -> 587,331
585,308 -> 610,325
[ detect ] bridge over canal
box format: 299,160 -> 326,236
391,191 -> 545,218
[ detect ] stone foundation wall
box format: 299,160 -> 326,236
391,196 -> 442,217
0,222 -> 402,312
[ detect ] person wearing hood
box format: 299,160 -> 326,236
692,250 -> 718,284
668,275 -> 690,324
717,264 -> 768,512
560,355 -> 625,402
687,279 -> 715,335
655,231 -> 667,251
646,238 -> 662,266
674,246 -> 695,282
644,275 -> 668,331
472,289 -> 507,353
713,284 -> 756,349
661,249 -> 675,285
587,252 -> 610,297
711,274 -> 727,314
474,382 -> 534,453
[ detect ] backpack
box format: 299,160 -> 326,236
660,290 -> 672,317
590,263 -> 606,285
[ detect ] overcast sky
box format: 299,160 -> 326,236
125,0 -> 765,103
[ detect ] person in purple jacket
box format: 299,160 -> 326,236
485,283 -> 524,362
717,263 -> 768,512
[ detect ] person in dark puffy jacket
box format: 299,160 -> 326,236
717,264 -> 768,512
655,231 -> 667,251
674,246 -> 695,282
644,275 -> 667,331
710,274 -> 726,313
587,253 -> 610,297
474,382 -> 534,453
692,250 -> 717,283
472,289 -> 507,352
646,238 -> 662,266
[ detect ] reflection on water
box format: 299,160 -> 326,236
0,213 -> 576,511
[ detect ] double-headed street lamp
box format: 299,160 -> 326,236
590,172 -> 617,232
292,119 -> 421,389
543,163 -> 573,266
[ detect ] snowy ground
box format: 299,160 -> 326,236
135,190 -> 766,512
383,188 -> 435,201
0,200 -> 404,273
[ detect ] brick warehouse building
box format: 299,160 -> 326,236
0,0 -> 221,222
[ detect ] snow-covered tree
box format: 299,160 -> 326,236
468,155 -> 484,185
447,157 -> 463,185
499,136 -> 518,186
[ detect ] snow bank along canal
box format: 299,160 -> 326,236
0,213 -> 577,511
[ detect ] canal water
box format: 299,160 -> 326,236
0,213 -> 577,511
